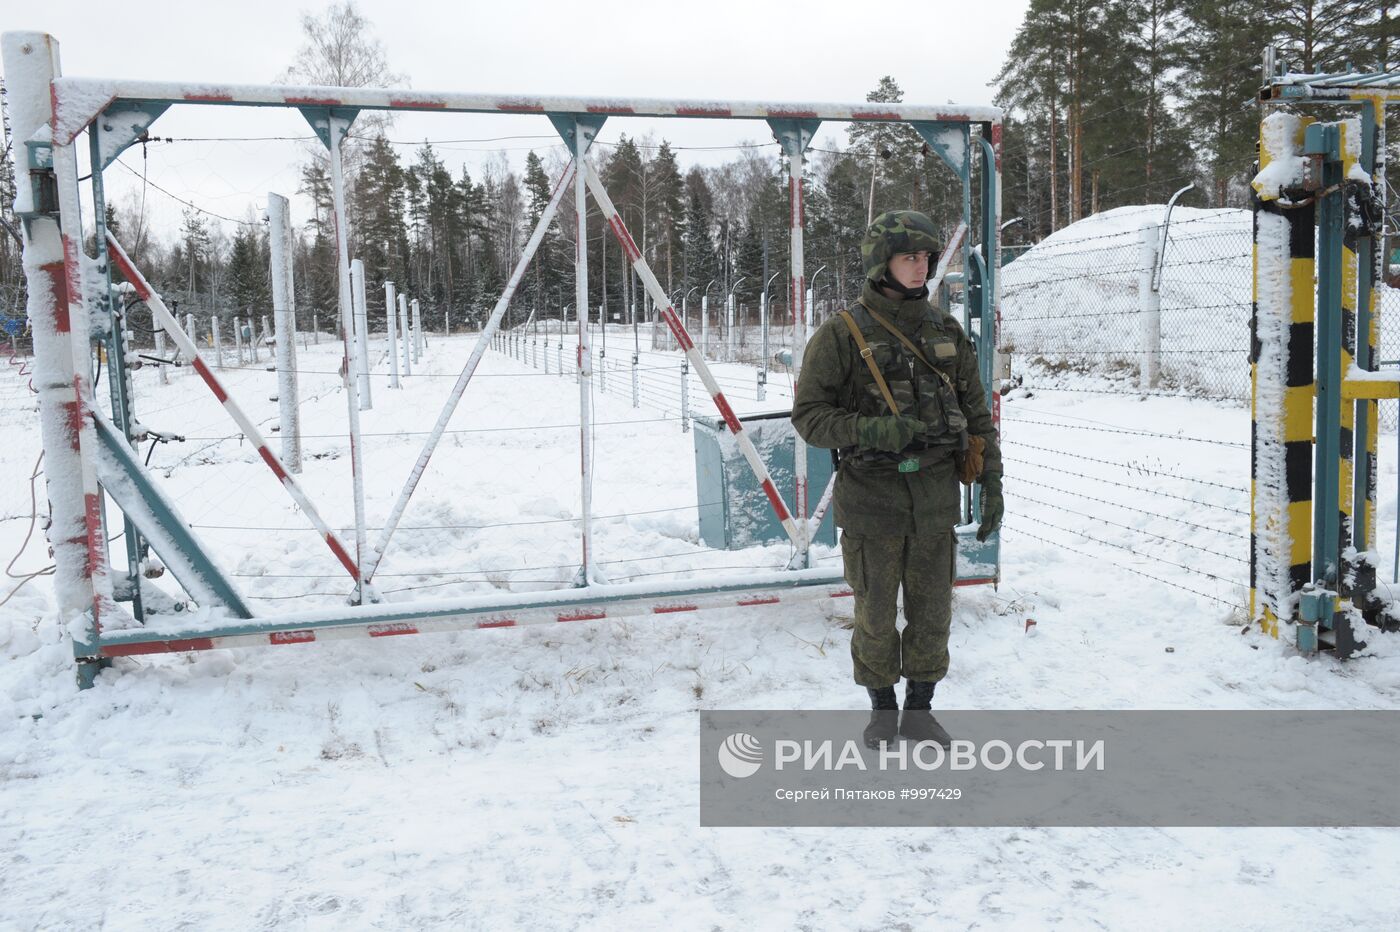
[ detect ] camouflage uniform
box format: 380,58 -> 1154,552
792,211 -> 1001,689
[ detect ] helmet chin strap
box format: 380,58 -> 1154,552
874,276 -> 930,301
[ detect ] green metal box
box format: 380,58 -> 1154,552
692,410 -> 837,551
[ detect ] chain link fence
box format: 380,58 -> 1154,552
1000,205 -> 1400,428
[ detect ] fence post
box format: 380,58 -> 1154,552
312,311 -> 319,344
726,293 -> 736,361
268,193 -> 302,472
411,298 -> 423,361
681,359 -> 690,432
351,259 -> 371,409
757,369 -> 767,402
212,315 -> 223,368
1138,221 -> 1161,390
700,295 -> 709,357
233,317 -> 244,365
632,351 -> 640,408
249,316 -> 260,364
155,327 -> 169,384
384,281 -> 400,389
398,294 -> 412,377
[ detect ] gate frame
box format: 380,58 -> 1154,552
2,30 -> 1003,686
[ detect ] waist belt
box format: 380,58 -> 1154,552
840,442 -> 961,472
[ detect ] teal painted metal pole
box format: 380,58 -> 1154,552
1308,122 -> 1343,586
976,133 -> 998,393
89,130 -> 146,621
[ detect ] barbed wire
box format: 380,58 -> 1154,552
1004,474 -> 1248,539
1007,299 -> 1249,322
113,159 -> 260,227
1018,385 -> 1245,403
1003,456 -> 1250,515
1001,415 -> 1248,448
1012,491 -> 1247,564
1013,512 -> 1245,589
1002,524 -> 1244,610
1011,441 -> 1248,493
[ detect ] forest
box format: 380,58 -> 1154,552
0,1 -> 1393,336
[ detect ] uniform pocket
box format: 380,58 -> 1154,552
841,531 -> 867,596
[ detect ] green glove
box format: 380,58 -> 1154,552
857,415 -> 925,453
977,473 -> 1004,542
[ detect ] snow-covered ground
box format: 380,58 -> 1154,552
4,314 -> 1400,928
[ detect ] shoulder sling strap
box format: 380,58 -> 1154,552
838,309 -> 900,417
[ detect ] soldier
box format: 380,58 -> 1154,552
792,210 -> 1002,748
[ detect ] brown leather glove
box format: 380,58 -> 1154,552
957,434 -> 986,485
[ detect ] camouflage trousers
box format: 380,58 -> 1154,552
840,530 -> 954,688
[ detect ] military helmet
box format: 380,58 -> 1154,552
861,210 -> 942,285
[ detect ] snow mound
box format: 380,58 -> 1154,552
1001,205 -> 1252,401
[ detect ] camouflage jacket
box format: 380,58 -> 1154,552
791,282 -> 1001,535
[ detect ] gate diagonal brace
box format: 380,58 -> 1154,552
90,408 -> 252,619
105,233 -> 364,588
581,161 -> 809,553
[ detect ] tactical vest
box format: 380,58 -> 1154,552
841,301 -> 968,467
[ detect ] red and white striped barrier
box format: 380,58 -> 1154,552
93,579 -> 858,658
106,233 -> 362,585
581,162 -> 807,552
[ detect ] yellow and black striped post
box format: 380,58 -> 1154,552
1250,113 -> 1314,640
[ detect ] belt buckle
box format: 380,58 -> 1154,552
898,457 -> 920,473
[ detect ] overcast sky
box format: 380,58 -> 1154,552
9,0 -> 1030,240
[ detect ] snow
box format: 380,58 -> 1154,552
1252,112 -> 1306,199
47,74 -> 1002,126
4,311 -> 1400,925
1253,210 -> 1294,624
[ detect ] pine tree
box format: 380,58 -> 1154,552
350,135 -> 410,327
847,76 -> 926,224
652,142 -> 686,296
994,0 -> 1070,232
1271,0 -> 1372,74
179,208 -> 211,304
682,168 -> 719,298
601,136 -> 648,321
227,225 -> 271,317
1179,0 -> 1274,205
521,150 -> 565,315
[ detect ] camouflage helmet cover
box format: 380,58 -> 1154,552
861,210 -> 942,284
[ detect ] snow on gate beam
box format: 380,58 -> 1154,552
43,71 -> 1000,142
88,567 -> 857,658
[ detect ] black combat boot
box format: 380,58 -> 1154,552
863,686 -> 900,749
899,680 -> 951,747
